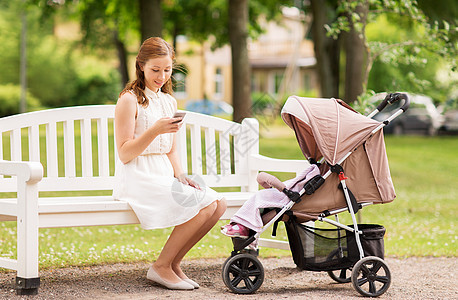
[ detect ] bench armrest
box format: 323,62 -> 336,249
0,160 -> 43,183
249,154 -> 309,174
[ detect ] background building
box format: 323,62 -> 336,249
174,7 -> 318,109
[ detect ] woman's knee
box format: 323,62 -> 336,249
198,197 -> 226,220
216,197 -> 227,215
200,201 -> 217,218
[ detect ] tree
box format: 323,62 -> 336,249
77,0 -> 133,86
309,0 -> 340,98
325,0 -> 457,103
343,1 -> 368,102
229,0 -> 251,122
34,0 -> 166,87
162,0 -> 293,121
140,0 -> 162,41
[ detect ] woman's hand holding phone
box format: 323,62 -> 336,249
172,112 -> 186,123
152,112 -> 186,135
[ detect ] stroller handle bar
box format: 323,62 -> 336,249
367,92 -> 410,118
389,92 -> 410,111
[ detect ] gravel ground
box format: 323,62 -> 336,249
1,256 -> 456,300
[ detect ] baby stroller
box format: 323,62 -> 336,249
221,93 -> 410,297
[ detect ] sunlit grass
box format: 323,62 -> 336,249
0,131 -> 457,270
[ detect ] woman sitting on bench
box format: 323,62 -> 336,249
113,37 -> 226,291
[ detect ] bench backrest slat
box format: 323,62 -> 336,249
97,117 -> 110,177
29,125 -> 40,162
11,129 -> 22,161
204,127 -> 217,176
189,123 -> 202,175
81,118 -> 93,177
233,133 -> 244,176
219,131 -> 231,176
46,122 -> 59,178
176,125 -> 188,174
0,133 -> 2,178
63,120 -> 76,177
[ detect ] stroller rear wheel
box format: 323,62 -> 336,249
327,247 -> 351,283
328,268 -> 351,283
351,256 -> 391,297
222,253 -> 264,294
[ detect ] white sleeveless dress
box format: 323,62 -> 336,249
113,88 -> 222,229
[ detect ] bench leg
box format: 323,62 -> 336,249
16,179 -> 40,295
16,277 -> 40,295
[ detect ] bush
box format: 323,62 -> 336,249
69,69 -> 120,106
26,37 -> 79,108
251,89 -> 319,117
0,10 -> 121,109
251,92 -> 277,115
0,84 -> 41,117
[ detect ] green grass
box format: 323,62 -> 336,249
1,132 -> 457,270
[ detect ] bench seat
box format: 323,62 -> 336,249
0,193 -> 254,226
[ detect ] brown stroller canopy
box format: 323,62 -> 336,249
281,96 -> 396,219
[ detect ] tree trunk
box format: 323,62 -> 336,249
309,0 -> 340,98
20,7 -> 27,113
228,0 -> 251,123
344,1 -> 368,103
140,0 -> 162,42
113,31 -> 129,87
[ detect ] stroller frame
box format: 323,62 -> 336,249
222,93 -> 410,297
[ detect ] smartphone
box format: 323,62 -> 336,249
172,112 -> 186,123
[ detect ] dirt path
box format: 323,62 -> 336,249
1,256 -> 456,299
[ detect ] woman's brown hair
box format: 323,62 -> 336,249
120,37 -> 175,107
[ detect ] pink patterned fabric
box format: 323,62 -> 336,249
230,164 -> 320,232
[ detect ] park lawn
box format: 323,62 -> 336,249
0,132 -> 457,269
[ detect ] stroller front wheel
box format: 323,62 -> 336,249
351,256 -> 391,297
222,253 -> 264,294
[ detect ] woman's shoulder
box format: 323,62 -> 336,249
116,91 -> 138,114
162,92 -> 177,109
118,90 -> 138,104
162,92 -> 176,101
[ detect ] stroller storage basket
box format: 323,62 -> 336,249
347,224 -> 386,262
285,220 -> 386,271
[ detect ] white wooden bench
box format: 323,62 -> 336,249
0,105 -> 308,295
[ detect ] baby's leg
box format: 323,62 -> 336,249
261,208 -> 277,225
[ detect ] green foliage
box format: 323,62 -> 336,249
0,84 -> 41,117
251,92 -> 277,115
76,0 -> 140,48
365,14 -> 456,102
324,0 -> 457,102
70,70 -> 120,106
251,89 -> 318,117
0,2 -> 123,109
26,37 -> 79,108
69,58 -> 121,106
351,90 -> 377,114
163,0 -> 295,49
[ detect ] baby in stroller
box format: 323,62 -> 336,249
221,164 -> 320,248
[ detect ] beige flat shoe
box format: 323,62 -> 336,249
147,266 -> 194,290
183,278 -> 199,289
